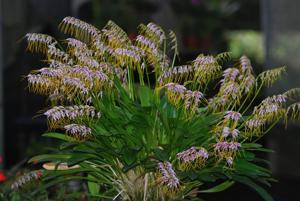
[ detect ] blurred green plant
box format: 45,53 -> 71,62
8,17 -> 300,201
226,31 -> 265,64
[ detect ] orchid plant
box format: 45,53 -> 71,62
11,17 -> 300,201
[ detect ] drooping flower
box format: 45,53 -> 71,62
222,127 -> 230,137
64,124 -> 92,139
287,103 -> 300,120
48,59 -> 70,68
239,74 -> 255,93
214,141 -> 241,152
252,95 -> 287,124
257,66 -> 286,87
158,65 -> 193,85
102,28 -> 128,48
27,74 -> 53,94
92,37 -> 115,57
146,22 -> 165,44
114,48 -> 141,66
193,54 -> 221,83
104,20 -> 129,43
136,35 -> 158,55
66,38 -> 89,51
224,111 -> 242,121
208,96 -> 227,111
37,67 -> 65,77
214,140 -> 241,167
177,147 -> 208,169
283,88 -> 300,99
221,68 -> 240,84
184,90 -> 204,113
60,16 -> 100,40
231,129 -> 239,138
245,119 -> 263,129
62,76 -> 89,95
226,156 -> 234,166
244,118 -> 265,137
240,55 -> 253,74
44,105 -> 99,127
266,94 -> 287,105
77,56 -> 100,69
11,171 -> 43,190
221,127 -> 239,139
25,33 -> 57,53
47,44 -> 73,65
164,83 -> 187,106
220,81 -> 240,100
164,83 -> 186,94
157,162 -> 180,191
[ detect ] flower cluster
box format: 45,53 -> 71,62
62,76 -> 89,95
214,141 -> 241,151
136,35 -> 158,55
158,65 -> 193,85
258,66 -> 286,87
44,105 -> 99,128
157,162 -> 180,192
114,47 -> 141,66
222,127 -> 239,138
93,37 -> 114,57
243,94 -> 288,137
214,141 -> 241,166
25,33 -> 56,53
184,90 -> 204,112
240,55 -> 253,74
27,74 -> 52,94
64,124 -> 92,139
47,44 -> 73,65
59,16 -> 100,40
164,83 -> 204,111
212,111 -> 243,165
177,147 -> 208,169
145,22 -> 165,43
239,74 -> 255,93
224,111 -> 242,122
11,171 -> 43,190
221,68 -> 240,84
193,54 -> 221,83
164,83 -> 187,105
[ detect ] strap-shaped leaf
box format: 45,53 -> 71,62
232,175 -> 273,201
42,132 -> 76,142
139,85 -> 153,107
198,181 -> 235,193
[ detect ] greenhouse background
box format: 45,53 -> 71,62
0,0 -> 299,200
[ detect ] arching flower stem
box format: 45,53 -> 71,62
241,79 -> 265,115
252,117 -> 281,143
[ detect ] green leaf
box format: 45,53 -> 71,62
28,154 -> 72,163
42,132 -> 76,142
123,148 -> 137,166
153,148 -> 169,161
87,174 -> 100,195
242,143 -> 274,153
33,176 -> 94,195
198,181 -> 235,193
232,175 -> 274,201
139,85 -> 152,107
242,143 -> 263,149
235,159 -> 271,177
